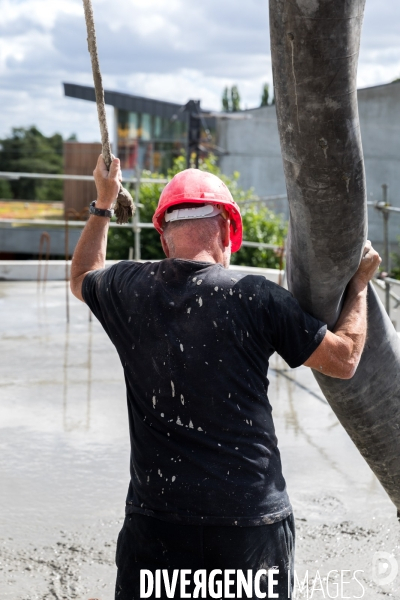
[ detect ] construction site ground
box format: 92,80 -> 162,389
0,281 -> 398,600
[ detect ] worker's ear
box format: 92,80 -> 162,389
160,234 -> 170,258
222,219 -> 231,248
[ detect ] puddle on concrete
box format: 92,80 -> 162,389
0,283 -> 129,533
0,281 -> 398,599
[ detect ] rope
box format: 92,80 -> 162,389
82,0 -> 135,224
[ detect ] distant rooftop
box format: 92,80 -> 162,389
64,83 -> 189,121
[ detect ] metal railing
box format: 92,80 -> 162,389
366,184 -> 400,317
2,172 -> 399,281
0,169 -> 286,261
372,276 -> 400,320
6,171 -> 400,325
367,184 -> 400,276
0,170 -> 168,184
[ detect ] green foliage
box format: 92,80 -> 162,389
260,83 -> 276,106
222,87 -> 230,112
231,204 -> 287,269
0,178 -> 12,199
231,85 -> 241,112
221,86 -> 241,112
0,126 -> 64,201
107,154 -> 287,269
107,171 -> 165,261
260,83 -> 270,107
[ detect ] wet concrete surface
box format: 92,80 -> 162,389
0,281 -> 399,599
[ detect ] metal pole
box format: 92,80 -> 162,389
381,184 -> 390,316
65,216 -> 70,324
37,232 -> 51,292
134,166 -> 141,261
385,280 -> 391,318
382,184 -> 389,273
186,109 -> 191,169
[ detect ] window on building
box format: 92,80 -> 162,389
153,116 -> 162,140
118,110 -> 129,139
141,114 -> 152,141
173,118 -> 187,141
129,113 -> 138,139
117,108 -> 191,173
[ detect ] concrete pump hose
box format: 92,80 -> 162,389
270,0 -> 400,514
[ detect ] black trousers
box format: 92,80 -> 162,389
115,513 -> 295,599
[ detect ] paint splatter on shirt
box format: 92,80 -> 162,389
82,258 -> 326,525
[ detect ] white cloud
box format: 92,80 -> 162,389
0,0 -> 398,142
0,0 -> 81,29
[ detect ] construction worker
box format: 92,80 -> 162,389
70,156 -> 381,600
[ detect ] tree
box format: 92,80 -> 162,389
107,153 -> 287,269
0,179 -> 12,199
0,126 -> 64,201
231,85 -> 241,112
260,83 -> 270,107
231,203 -> 286,269
222,87 -> 230,112
221,86 -> 241,112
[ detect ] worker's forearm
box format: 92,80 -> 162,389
70,215 -> 109,300
332,278 -> 368,372
304,243 -> 380,379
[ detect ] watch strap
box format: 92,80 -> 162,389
89,200 -> 114,218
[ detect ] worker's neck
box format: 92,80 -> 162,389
170,248 -> 229,268
174,250 -> 218,264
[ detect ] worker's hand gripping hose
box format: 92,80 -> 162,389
82,0 -> 135,224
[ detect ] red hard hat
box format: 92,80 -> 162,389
152,169 -> 243,253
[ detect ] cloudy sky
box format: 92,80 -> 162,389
0,0 -> 399,143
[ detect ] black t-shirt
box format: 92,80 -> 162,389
82,259 -> 326,525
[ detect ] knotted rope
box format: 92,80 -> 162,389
82,0 -> 135,224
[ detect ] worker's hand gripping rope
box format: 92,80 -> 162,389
82,0 -> 135,224
94,155 -> 122,210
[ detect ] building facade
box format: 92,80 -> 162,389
64,84 -> 214,176
217,81 -> 400,253
64,81 -> 400,252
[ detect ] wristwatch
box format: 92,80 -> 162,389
89,200 -> 114,218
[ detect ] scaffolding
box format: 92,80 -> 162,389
367,184 -> 400,317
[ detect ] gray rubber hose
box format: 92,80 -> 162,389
269,0 -> 400,513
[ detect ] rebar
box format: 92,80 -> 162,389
37,232 -> 51,290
